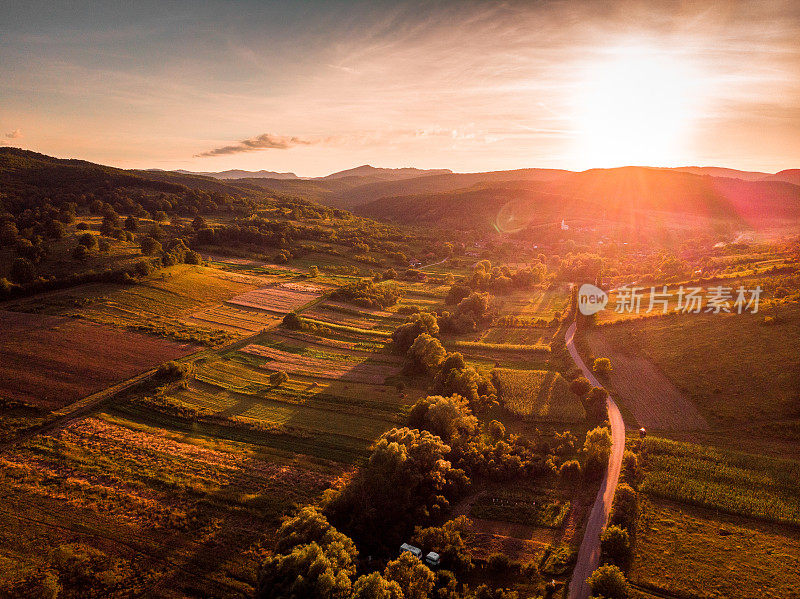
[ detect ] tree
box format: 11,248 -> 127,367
391,312 -> 439,354
583,386 -> 608,423
407,395 -> 478,443
78,232 -> 97,249
609,483 -> 638,531
384,552 -> 435,599
584,426 -> 612,476
411,516 -> 472,572
600,525 -> 631,568
593,357 -> 613,377
270,371 -> 289,387
98,239 -> 110,253
0,221 -> 19,247
569,376 -> 592,398
351,572 -> 403,599
257,542 -> 353,599
406,333 -> 446,375
192,216 -> 208,231
140,237 -> 161,256
558,459 -> 581,483
184,249 -> 202,264
274,507 -> 357,568
10,257 -> 35,283
308,265 -> 319,278
124,216 -> 138,231
154,211 -> 168,222
587,564 -> 629,599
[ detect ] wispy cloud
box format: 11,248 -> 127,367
5,129 -> 22,139
195,133 -> 330,157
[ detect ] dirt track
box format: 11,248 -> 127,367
587,329 -> 708,431
566,322 -> 625,599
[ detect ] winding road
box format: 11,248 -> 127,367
565,321 -> 626,599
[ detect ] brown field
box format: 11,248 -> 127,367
0,415 -> 342,596
227,283 -> 323,313
0,311 -> 198,410
239,344 -> 400,384
587,328 -> 708,431
186,304 -> 281,334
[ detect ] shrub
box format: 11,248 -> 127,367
140,236 -> 162,256
155,361 -> 189,380
10,256 -> 36,283
592,357 -> 613,377
619,451 -> 638,487
587,564 -> 629,599
270,371 -> 289,387
487,552 -> 510,574
184,249 -> 202,265
558,459 -> 581,483
282,311 -> 303,330
384,552 -> 435,599
391,312 -> 439,354
308,265 -> 319,278
76,222 -> 90,231
583,386 -> 608,423
98,239 -> 110,252
488,420 -> 505,441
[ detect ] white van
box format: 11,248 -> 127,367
399,543 -> 422,558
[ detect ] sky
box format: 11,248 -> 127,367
1,0 -> 799,176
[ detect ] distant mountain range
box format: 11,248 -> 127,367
170,164 -> 452,182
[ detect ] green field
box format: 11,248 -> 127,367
593,303 -> 800,430
492,368 -> 585,423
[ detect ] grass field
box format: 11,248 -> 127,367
492,368 -> 585,423
592,303 -> 800,429
629,436 -> 800,598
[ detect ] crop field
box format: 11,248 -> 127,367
480,326 -> 553,346
3,265 -> 273,344
0,414 -> 343,597
592,303 -> 800,431
185,303 -> 281,334
493,287 -> 569,320
492,368 -> 584,422
639,437 -> 800,526
587,328 -> 708,431
0,310 -> 197,410
302,302 -> 402,331
226,282 -> 324,314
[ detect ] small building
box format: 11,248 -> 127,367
400,543 -> 422,558
639,427 -> 647,439
425,551 -> 441,567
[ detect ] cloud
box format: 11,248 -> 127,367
195,133 -> 326,157
5,129 -> 22,139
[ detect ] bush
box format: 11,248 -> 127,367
592,357 -> 613,377
282,312 -> 303,330
558,459 -> 581,483
72,244 -> 91,261
583,386 -> 608,423
488,420 -> 505,441
391,312 -> 439,354
155,361 -> 189,380
487,552 -> 510,574
10,257 -> 36,283
587,564 -> 629,599
270,371 -> 289,387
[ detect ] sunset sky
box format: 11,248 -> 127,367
2,0 -> 799,176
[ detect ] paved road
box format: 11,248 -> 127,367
565,321 -> 626,599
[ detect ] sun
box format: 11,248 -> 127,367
571,47 -> 703,169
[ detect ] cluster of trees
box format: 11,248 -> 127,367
555,253 -> 603,282
568,377 -> 609,424
331,279 -> 402,309
258,506 -> 515,599
466,260 -> 547,294
438,292 -> 493,334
